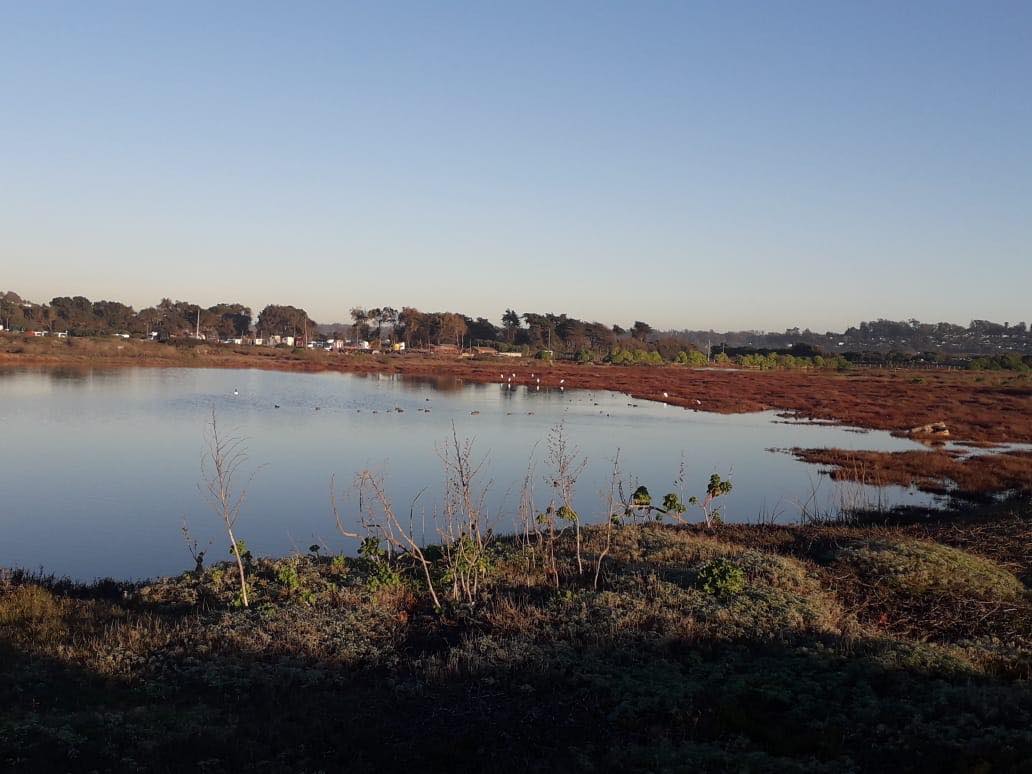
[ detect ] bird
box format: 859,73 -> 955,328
559,379 -> 565,384
274,404 -> 280,409
233,388 -> 238,396
315,406 -> 320,411
663,392 -> 669,398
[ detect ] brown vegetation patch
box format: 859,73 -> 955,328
792,447 -> 1032,497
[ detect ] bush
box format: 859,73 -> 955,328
696,558 -> 746,597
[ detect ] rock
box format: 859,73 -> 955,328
907,421 -> 949,437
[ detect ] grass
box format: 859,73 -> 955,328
1,501 -> 1031,771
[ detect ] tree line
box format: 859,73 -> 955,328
3,288 -> 1028,361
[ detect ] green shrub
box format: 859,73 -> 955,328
696,558 -> 746,597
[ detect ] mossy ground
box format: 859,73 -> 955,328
2,501 -> 1030,772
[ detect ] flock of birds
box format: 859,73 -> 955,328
497,371 -> 562,392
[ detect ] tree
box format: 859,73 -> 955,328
631,321 -> 653,342
397,307 -> 426,348
438,312 -> 468,346
379,307 -> 399,341
350,308 -> 370,340
257,305 -> 310,338
502,309 -> 521,343
465,316 -> 498,344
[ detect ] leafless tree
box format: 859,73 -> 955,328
200,407 -> 257,607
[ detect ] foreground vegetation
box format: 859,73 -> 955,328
2,498 -> 1030,772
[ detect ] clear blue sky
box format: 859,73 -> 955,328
2,1 -> 1030,331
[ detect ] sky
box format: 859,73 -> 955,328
1,1 -> 1030,332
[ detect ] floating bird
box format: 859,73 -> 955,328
233,388 -> 239,396
274,404 -> 280,409
471,410 -> 480,415
315,406 -> 320,411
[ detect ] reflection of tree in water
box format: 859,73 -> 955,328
397,375 -> 466,393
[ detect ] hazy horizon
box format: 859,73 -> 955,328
3,2 -> 1030,330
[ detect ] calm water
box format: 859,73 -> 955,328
0,366 -> 938,580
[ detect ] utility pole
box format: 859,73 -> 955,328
195,308 -> 200,339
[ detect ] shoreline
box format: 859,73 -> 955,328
3,337 -> 1031,445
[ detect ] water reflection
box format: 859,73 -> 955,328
0,366 -> 943,580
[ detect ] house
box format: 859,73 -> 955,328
30,330 -> 47,337
498,351 -> 523,358
55,331 -> 68,338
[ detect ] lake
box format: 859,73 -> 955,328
0,366 -> 939,580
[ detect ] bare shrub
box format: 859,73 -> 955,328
199,408 -> 258,607
354,470 -> 441,609
544,422 -> 587,578
437,423 -> 494,604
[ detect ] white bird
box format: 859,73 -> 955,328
559,379 -> 565,384
511,373 -> 516,378
663,392 -> 668,398
233,389 -> 239,396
